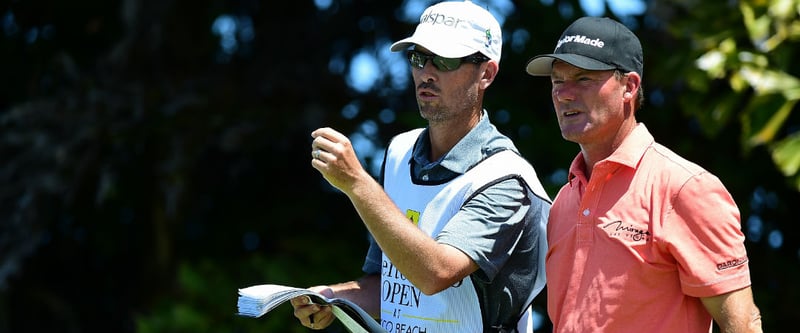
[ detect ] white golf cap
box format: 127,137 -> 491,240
390,1 -> 502,62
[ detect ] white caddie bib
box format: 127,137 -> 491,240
378,129 -> 548,333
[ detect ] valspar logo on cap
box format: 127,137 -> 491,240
420,11 -> 467,27
418,9 -> 495,50
556,35 -> 605,51
419,11 -> 492,47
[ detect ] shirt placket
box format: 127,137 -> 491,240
577,164 -> 617,243
577,178 -> 601,244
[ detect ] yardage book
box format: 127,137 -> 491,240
237,284 -> 387,333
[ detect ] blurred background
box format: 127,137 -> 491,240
1,0 -> 798,332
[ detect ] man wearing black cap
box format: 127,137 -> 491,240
288,1 -> 552,332
526,16 -> 762,333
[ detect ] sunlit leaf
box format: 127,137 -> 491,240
736,51 -> 769,67
696,49 -> 727,78
789,20 -> 800,38
741,94 -> 792,150
771,132 -> 800,176
739,66 -> 800,96
741,1 -> 774,51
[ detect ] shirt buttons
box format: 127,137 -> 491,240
582,209 -> 590,216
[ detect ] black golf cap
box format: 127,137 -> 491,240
525,16 -> 643,77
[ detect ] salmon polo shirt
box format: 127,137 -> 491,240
546,123 -> 752,333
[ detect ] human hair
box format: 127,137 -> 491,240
614,70 -> 644,110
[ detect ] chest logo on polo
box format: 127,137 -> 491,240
602,220 -> 651,242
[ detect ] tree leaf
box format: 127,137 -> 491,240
742,95 -> 796,149
770,132 -> 800,177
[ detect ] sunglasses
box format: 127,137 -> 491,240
406,50 -> 490,72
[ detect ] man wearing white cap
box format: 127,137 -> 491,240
291,1 -> 551,332
526,16 -> 762,333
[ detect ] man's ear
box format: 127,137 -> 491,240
625,72 -> 641,99
481,60 -> 499,88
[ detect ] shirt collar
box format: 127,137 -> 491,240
568,123 -> 655,182
412,110 -> 500,174
605,123 -> 654,168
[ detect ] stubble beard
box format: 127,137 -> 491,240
418,101 -> 448,124
418,85 -> 478,125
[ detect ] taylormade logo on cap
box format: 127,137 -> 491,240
556,35 -> 605,50
389,1 -> 502,62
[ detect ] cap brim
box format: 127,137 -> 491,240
526,54 -> 616,76
390,35 -> 478,59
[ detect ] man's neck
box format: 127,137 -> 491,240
426,110 -> 482,162
578,122 -> 637,180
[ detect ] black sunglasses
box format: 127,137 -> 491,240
406,50 -> 490,72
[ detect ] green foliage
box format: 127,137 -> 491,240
672,0 -> 800,189
133,251 -> 365,332
651,3 -> 799,331
1,1 -> 797,333
771,132 -> 800,177
134,262 -> 237,333
741,94 -> 793,148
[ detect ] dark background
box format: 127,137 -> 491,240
1,0 -> 797,332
